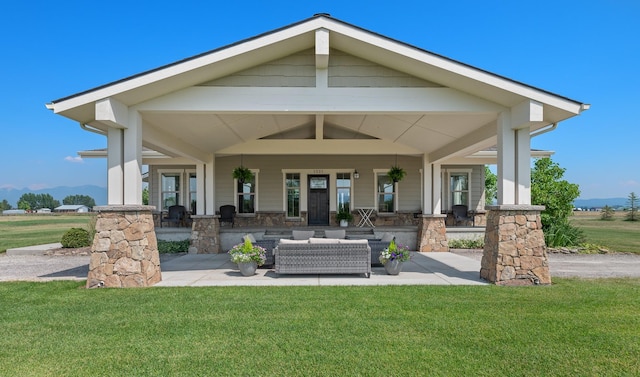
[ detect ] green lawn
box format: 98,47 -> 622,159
571,211 -> 640,253
0,214 -> 94,253
1,279 -> 639,376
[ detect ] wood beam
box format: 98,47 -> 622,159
216,139 -> 422,155
134,87 -> 506,113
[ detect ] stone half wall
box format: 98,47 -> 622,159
230,211 -> 421,228
87,205 -> 161,288
480,205 -> 550,286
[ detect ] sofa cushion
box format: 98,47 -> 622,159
324,229 -> 346,239
243,233 -> 257,243
292,230 -> 315,240
309,237 -> 340,244
338,239 -> 369,245
279,238 -> 309,245
380,232 -> 395,242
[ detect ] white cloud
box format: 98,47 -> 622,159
64,156 -> 84,163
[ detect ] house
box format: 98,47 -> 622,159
46,14 -> 588,286
54,205 -> 90,213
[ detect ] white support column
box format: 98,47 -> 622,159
422,154 -> 432,214
107,127 -> 124,205
315,28 -> 329,89
516,127 -> 531,205
196,163 -> 205,215
123,110 -> 143,205
432,163 -> 442,215
497,111 -> 516,205
205,156 -> 215,215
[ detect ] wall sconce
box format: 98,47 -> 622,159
353,170 -> 360,179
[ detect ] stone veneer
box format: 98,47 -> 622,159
189,215 -> 221,254
87,205 -> 161,288
417,215 -> 449,252
480,205 -> 550,286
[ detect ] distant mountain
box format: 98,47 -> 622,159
0,185 -> 107,208
573,197 -> 628,209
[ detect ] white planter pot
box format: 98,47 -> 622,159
340,220 -> 348,227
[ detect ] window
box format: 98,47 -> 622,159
450,172 -> 469,207
161,173 -> 180,210
286,173 -> 300,217
189,173 -> 197,213
377,173 -> 395,213
336,173 -> 351,212
237,171 -> 256,214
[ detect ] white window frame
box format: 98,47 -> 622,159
447,169 -> 472,210
374,169 -> 397,214
284,172 -> 301,219
234,169 -> 259,215
158,169 -> 183,210
187,169 -> 196,213
336,172 -> 353,212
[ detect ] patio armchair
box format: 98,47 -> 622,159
161,205 -> 186,228
219,205 -> 236,227
452,205 -> 473,226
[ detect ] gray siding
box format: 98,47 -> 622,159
201,49 -> 315,87
328,49 -> 441,88
150,158 -> 487,214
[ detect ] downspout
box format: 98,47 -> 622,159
80,123 -> 107,136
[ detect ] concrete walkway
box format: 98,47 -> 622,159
155,252 -> 486,287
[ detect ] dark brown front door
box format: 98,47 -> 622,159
308,175 -> 329,226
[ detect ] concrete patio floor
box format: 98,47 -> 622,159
155,252 -> 487,287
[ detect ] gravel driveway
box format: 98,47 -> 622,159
451,250 -> 640,279
1,251 -> 639,282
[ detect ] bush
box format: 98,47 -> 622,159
61,228 -> 91,248
543,220 -> 585,248
157,240 -> 190,254
600,206 -> 615,220
448,238 -> 485,249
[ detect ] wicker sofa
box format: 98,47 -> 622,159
274,238 -> 371,278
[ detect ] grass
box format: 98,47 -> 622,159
570,211 -> 640,254
0,214 -> 94,253
0,279 -> 638,376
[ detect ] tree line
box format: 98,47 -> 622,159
0,194 -> 96,211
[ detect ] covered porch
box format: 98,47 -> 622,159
47,15 -> 587,287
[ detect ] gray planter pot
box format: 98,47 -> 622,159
238,261 -> 258,276
384,259 -> 404,275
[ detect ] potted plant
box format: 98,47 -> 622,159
232,166 -> 253,184
379,239 -> 410,275
336,208 -> 353,227
387,165 -> 406,183
228,238 -> 266,276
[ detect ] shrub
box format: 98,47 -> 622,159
543,220 -> 585,248
157,240 -> 190,254
448,238 -> 485,249
600,206 -> 615,220
61,228 -> 91,248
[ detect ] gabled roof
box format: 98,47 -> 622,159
47,14 -> 588,162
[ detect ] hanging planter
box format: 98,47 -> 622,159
387,165 -> 406,183
232,166 -> 253,184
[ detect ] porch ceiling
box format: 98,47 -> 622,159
139,111 -> 499,158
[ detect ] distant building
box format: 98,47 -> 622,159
2,209 -> 26,215
54,205 -> 90,213
37,208 -> 52,214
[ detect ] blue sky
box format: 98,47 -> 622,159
1,0 -> 638,199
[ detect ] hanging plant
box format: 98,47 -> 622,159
232,166 -> 253,184
387,165 -> 406,183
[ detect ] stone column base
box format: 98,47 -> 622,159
417,215 -> 448,252
481,205 -> 550,286
87,205 -> 161,288
189,215 -> 221,254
